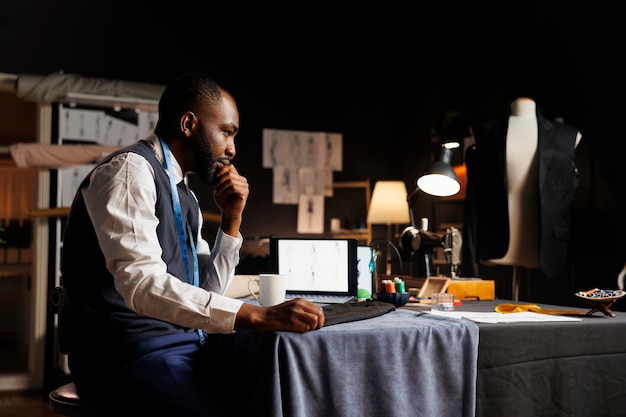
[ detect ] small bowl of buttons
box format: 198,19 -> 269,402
575,288 -> 626,318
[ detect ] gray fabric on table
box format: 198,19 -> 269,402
259,309 -> 479,417
468,301 -> 626,417
405,299 -> 626,417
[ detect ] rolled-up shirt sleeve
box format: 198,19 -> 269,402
83,149 -> 243,334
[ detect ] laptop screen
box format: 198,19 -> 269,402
268,237 -> 358,298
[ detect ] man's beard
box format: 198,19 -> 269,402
190,134 -> 218,185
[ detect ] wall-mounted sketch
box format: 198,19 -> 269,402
299,167 -> 332,196
297,194 -> 325,234
323,133 -> 343,171
273,166 -> 299,204
263,129 -> 303,169
263,128 -> 343,234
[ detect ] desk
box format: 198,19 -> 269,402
405,300 -> 626,417
233,307 -> 479,417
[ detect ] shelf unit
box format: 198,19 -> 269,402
331,178 -> 371,245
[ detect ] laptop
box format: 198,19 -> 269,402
268,236 -> 358,304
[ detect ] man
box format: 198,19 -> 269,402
58,73 -> 325,416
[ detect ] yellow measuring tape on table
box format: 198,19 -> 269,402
495,303 -> 585,315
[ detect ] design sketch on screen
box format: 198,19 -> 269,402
278,239 -> 348,292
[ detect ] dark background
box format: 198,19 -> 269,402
1,1 -> 625,304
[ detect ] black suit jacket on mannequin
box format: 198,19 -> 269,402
461,112 -> 580,280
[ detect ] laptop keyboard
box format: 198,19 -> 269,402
285,294 -> 355,304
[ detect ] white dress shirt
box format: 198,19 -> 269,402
82,134 -> 243,334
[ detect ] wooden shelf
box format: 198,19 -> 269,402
331,179 -> 371,244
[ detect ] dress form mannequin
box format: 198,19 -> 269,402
482,98 -> 540,300
483,97 -> 541,270
461,97 -> 582,301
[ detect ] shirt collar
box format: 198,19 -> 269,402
145,133 -> 184,184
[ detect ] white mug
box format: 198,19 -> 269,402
248,274 -> 286,306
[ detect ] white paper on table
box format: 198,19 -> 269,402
428,310 -> 582,323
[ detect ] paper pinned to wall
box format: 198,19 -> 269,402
325,133 -> 343,171
263,128 -> 343,234
299,167 -> 333,197
262,128 -> 341,195
263,129 -> 342,171
297,194 -> 325,234
273,166 -> 299,204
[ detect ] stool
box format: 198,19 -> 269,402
49,382 -> 101,417
48,287 -> 103,416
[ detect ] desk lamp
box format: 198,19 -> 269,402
400,141 -> 461,276
366,181 -> 410,276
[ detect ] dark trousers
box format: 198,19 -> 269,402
69,330 -> 276,417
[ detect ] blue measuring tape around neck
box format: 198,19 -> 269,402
158,136 -> 204,345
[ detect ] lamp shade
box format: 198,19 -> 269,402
416,144 -> 461,197
366,181 -> 410,225
416,162 -> 460,196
